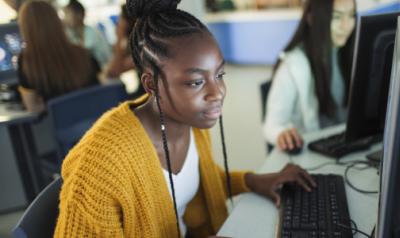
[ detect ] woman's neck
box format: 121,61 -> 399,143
134,97 -> 190,142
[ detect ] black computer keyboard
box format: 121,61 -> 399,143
308,131 -> 380,158
278,174 -> 352,238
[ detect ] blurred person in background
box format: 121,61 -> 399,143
17,0 -> 100,112
263,0 -> 356,152
63,0 -> 111,67
105,4 -> 134,78
104,4 -> 144,96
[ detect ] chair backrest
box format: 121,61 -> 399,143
47,82 -> 129,160
260,80 -> 272,122
260,80 -> 275,152
13,177 -> 62,238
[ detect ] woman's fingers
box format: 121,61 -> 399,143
278,133 -> 288,150
278,129 -> 303,150
289,128 -> 303,147
295,175 -> 312,192
299,169 -> 317,187
283,132 -> 295,149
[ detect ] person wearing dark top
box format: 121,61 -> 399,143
17,54 -> 99,101
17,0 -> 100,112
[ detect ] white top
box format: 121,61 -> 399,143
263,47 -> 320,145
162,129 -> 200,236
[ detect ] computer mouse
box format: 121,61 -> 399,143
286,146 -> 303,155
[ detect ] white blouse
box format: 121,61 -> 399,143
162,129 -> 199,235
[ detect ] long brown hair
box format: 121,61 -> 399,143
18,0 -> 93,99
272,0 -> 357,118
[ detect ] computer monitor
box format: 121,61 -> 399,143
345,12 -> 399,142
375,16 -> 400,238
0,22 -> 22,86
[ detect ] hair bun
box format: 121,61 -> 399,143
126,0 -> 181,19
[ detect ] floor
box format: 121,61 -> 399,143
0,64 -> 272,237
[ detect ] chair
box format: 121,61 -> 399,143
259,80 -> 274,152
12,177 -> 62,238
47,82 -> 129,162
259,80 -> 272,122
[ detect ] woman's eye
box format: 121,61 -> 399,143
216,72 -> 226,80
188,80 -> 204,87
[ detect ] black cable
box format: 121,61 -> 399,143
350,219 -> 358,236
337,222 -> 372,238
344,161 -> 378,194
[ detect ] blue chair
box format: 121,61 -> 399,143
47,82 -> 129,162
12,177 -> 62,238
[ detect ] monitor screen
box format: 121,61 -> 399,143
0,22 -> 22,85
345,12 -> 399,142
376,16 -> 400,238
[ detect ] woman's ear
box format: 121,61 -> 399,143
141,70 -> 156,96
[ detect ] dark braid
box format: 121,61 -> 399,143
219,115 -> 234,205
152,67 -> 181,237
126,0 -> 234,235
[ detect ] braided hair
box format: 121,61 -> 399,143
126,0 -> 233,236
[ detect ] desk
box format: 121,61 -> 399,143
218,125 -> 380,238
0,102 -> 43,211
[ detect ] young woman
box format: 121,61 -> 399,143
263,0 -> 356,152
63,0 -> 111,67
54,0 -> 316,237
17,1 -> 99,112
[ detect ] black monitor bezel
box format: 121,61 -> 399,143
345,12 -> 400,142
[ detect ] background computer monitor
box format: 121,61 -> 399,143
345,12 -> 399,142
375,16 -> 400,238
0,22 -> 22,86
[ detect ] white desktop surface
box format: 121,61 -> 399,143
218,125 -> 380,238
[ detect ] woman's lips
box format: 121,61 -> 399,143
203,107 -> 222,120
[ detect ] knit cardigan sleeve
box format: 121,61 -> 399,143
54,137 -> 134,238
218,168 -> 251,196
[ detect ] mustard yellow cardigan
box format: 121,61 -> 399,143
54,96 -> 250,238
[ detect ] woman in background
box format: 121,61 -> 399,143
17,1 -> 99,112
63,0 -> 111,67
105,4 -> 135,78
104,4 -> 145,96
263,0 -> 356,152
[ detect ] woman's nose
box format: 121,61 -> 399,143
205,80 -> 224,101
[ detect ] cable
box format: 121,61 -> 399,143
337,222 -> 372,238
303,161 -> 338,171
293,157 -> 366,172
344,161 -> 379,194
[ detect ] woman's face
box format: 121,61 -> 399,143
63,8 -> 83,28
156,32 -> 226,129
331,0 -> 356,47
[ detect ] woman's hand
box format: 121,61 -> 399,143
245,164 -> 316,207
277,128 -> 303,151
